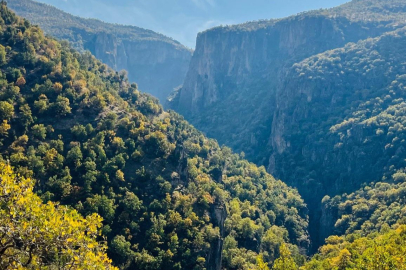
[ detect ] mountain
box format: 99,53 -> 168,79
7,0 -> 192,102
28,0 -> 349,48
168,0 -> 406,249
0,3 -> 309,270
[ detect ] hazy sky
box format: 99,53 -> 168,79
35,0 -> 350,48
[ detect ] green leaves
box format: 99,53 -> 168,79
0,163 -> 117,269
0,3 -> 310,270
302,226 -> 406,270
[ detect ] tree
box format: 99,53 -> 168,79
19,104 -> 33,129
52,95 -> 71,117
331,249 -> 352,270
0,162 -> 117,269
31,124 -> 47,140
53,82 -> 63,93
0,44 -> 6,65
273,244 -> 297,270
0,101 -> 14,120
0,119 -> 10,137
256,254 -> 270,270
16,76 -> 26,86
67,145 -> 83,167
110,235 -> 135,268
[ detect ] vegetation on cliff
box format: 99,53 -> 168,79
168,0 -> 406,252
0,3 -> 308,269
4,0 -> 406,268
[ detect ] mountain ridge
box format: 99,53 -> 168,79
7,0 -> 192,102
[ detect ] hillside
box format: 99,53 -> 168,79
0,3 -> 309,270
168,0 -> 406,249
7,0 -> 192,101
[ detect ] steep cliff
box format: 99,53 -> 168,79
271,26 -> 406,244
7,0 -> 192,101
170,1 -> 405,161
169,0 -> 406,249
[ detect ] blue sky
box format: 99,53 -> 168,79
35,0 -> 350,48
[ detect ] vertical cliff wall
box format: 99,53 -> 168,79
170,12 -> 390,163
87,33 -> 192,101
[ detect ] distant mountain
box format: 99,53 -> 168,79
21,0 -> 350,48
0,3 -> 309,270
7,0 -> 192,102
169,0 -> 406,249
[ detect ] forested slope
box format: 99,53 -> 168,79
270,25 -> 406,245
168,0 -> 406,250
7,0 -> 192,101
0,4 -> 308,270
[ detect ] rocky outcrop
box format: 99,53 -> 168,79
8,0 -> 192,102
207,205 -> 227,270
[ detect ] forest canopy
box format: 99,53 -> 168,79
0,3 -> 308,269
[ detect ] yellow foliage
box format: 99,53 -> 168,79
273,244 -> 297,270
116,169 -> 125,182
303,226 -> 406,270
0,163 -> 117,269
255,254 -> 270,270
329,248 -> 351,269
53,82 -> 63,93
0,119 -> 10,136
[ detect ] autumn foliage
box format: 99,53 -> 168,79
0,162 -> 116,269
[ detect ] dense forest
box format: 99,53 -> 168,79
0,3 -> 309,269
3,0 -> 406,269
6,0 -> 192,101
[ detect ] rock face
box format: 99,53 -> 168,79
169,9 -> 396,161
174,16 -> 374,113
8,0 -> 192,102
87,34 -> 192,101
169,0 -> 406,249
207,205 -> 227,270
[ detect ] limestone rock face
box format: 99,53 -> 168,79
169,12 -> 391,171
171,14 -> 389,114
89,34 -> 192,101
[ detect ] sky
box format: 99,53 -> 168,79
35,0 -> 350,48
